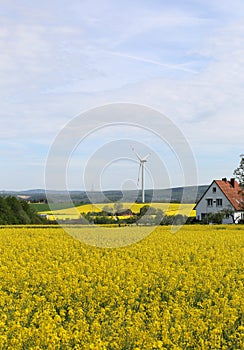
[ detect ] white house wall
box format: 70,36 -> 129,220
195,181 -> 234,222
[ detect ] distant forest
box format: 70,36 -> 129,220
0,185 -> 208,205
0,197 -> 46,225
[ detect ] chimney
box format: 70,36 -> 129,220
222,177 -> 227,182
230,178 -> 235,187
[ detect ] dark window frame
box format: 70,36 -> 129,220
216,198 -> 223,207
206,198 -> 213,207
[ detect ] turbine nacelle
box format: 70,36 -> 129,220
131,146 -> 150,162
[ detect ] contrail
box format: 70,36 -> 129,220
108,51 -> 197,74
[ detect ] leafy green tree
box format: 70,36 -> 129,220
173,214 -> 188,225
139,205 -> 150,217
155,209 -> 164,224
160,215 -> 174,225
0,196 -> 46,225
0,197 -> 13,224
102,205 -> 114,216
233,157 -> 244,213
6,197 -> 30,224
94,216 -> 113,224
234,156 -> 244,188
220,208 -> 239,224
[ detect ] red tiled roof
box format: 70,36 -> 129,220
215,179 -> 244,211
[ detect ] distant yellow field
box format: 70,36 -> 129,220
40,203 -> 196,220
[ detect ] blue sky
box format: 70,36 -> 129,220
1,0 -> 244,190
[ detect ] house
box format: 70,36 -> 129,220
194,178 -> 244,223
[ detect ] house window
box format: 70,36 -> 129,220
206,199 -> 213,207
212,187 -> 216,193
216,198 -> 222,207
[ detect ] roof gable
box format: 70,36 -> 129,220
215,179 -> 244,211
194,180 -> 215,209
194,178 -> 244,211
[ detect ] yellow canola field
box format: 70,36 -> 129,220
40,202 -> 195,221
0,225 -> 243,349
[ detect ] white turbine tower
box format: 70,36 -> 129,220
131,147 -> 151,203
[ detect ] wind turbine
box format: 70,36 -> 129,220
131,147 -> 151,203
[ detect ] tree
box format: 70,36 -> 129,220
0,196 -> 46,225
233,156 -> 244,213
102,205 -> 113,216
155,209 -> 164,224
114,202 -> 123,215
139,205 -> 150,217
0,197 -> 14,224
220,208 -> 240,224
233,156 -> 244,188
6,197 -> 31,224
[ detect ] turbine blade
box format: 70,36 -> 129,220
143,153 -> 151,161
131,145 -> 142,161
